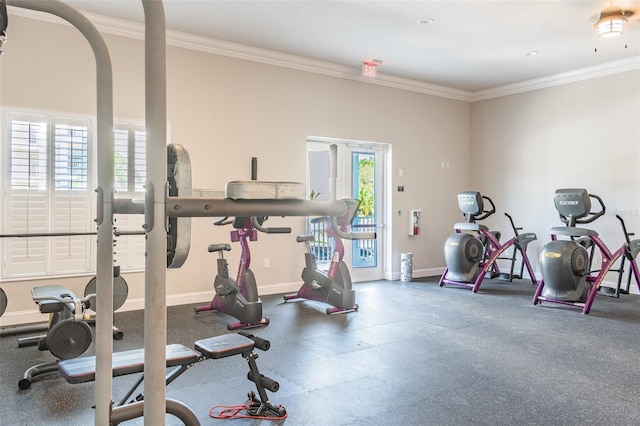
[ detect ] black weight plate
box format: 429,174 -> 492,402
167,143 -> 192,269
84,275 -> 129,312
0,287 -> 7,317
47,319 -> 92,360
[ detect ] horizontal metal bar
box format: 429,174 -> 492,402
0,323 -> 49,337
0,230 -> 145,238
0,232 -> 98,238
114,230 -> 146,236
166,197 -> 347,218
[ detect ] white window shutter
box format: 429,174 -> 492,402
2,191 -> 48,277
2,111 -> 146,279
50,190 -> 93,274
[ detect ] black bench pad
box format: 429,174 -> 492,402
58,344 -> 199,384
195,333 -> 254,359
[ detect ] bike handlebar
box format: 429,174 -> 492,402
213,216 -> 291,234
213,217 -> 233,226
251,217 -> 291,234
330,216 -> 376,240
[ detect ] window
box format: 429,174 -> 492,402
114,124 -> 146,193
1,109 -> 146,280
112,122 -> 146,270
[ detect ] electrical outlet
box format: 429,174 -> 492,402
398,186 -> 404,192
264,258 -> 270,268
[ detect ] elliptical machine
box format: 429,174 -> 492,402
195,216 -> 290,330
284,198 -> 376,314
533,188 -> 640,314
439,191 -> 537,292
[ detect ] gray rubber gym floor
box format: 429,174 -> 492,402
2,277 -> 640,425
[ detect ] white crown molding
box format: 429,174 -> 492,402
471,56 -> 640,101
167,29 -> 475,101
8,6 -> 640,103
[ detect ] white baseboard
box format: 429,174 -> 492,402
386,267 -> 445,281
255,281 -> 302,297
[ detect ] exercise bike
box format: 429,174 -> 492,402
284,198 -> 376,314
195,216 -> 290,330
532,188 -> 640,314
439,191 -> 538,292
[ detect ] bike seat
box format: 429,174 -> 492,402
550,226 -> 598,238
208,244 -> 231,253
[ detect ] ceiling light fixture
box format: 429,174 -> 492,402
418,18 -> 435,25
594,0 -> 628,38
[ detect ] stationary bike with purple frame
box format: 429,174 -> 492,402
284,199 -> 376,314
195,216 -> 289,330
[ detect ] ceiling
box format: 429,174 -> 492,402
26,1 -> 640,93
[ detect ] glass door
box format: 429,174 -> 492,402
307,138 -> 386,282
351,151 -> 376,268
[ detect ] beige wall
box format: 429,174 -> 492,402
471,70 -> 640,288
0,15 -> 471,323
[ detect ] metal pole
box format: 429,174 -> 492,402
329,144 -> 338,201
5,2 -> 115,424
141,1 -> 169,424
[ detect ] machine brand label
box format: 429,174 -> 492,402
544,252 -> 561,258
447,241 -> 459,246
558,200 -> 579,205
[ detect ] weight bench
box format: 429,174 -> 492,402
57,332 -> 286,418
